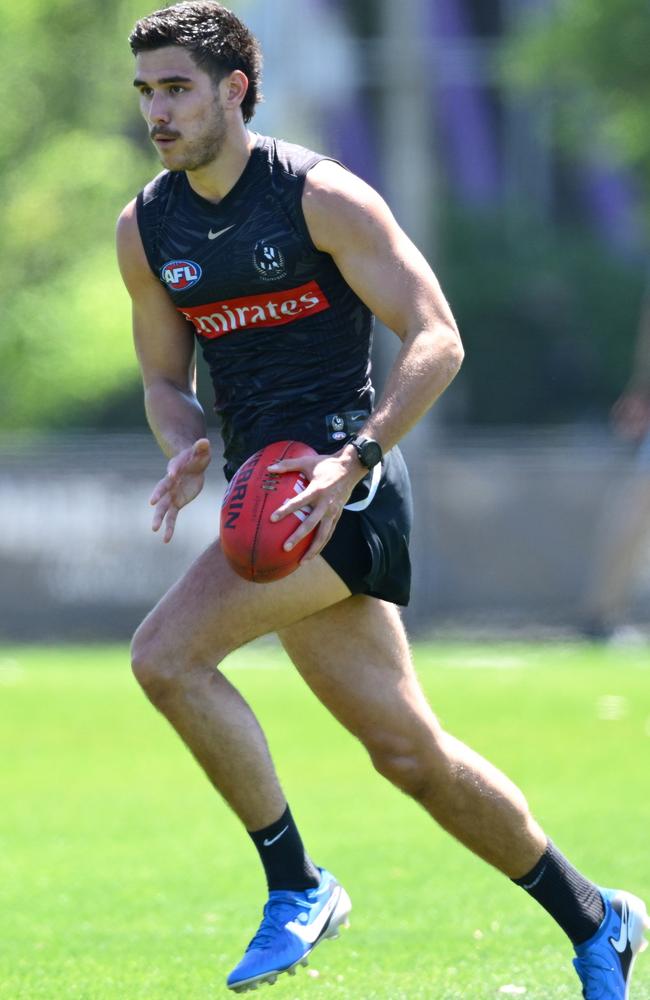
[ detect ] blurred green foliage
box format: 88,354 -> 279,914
442,208 -> 644,424
503,1 -> 650,184
0,0 -> 156,430
2,0 -> 647,432
473,0 -> 650,422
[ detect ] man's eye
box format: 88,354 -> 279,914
139,87 -> 153,97
169,85 -> 186,94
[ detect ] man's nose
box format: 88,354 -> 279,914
148,91 -> 171,124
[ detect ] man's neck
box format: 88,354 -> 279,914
186,124 -> 255,204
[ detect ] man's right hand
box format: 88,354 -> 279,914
149,438 -> 212,543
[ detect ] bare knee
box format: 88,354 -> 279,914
130,618 -> 176,703
130,616 -> 221,705
366,727 -> 445,802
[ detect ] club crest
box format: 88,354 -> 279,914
253,240 -> 287,281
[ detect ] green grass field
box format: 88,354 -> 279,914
1,642 -> 649,999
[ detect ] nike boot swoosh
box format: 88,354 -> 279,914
285,887 -> 340,945
610,901 -> 630,953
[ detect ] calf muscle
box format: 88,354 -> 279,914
279,597 -> 546,878
130,541 -> 350,829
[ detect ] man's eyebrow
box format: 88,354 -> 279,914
133,75 -> 194,87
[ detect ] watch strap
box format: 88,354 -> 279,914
344,461 -> 382,512
350,435 -> 383,469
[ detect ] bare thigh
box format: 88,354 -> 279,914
278,595 -> 440,757
135,541 -> 353,662
129,545 -> 352,829
279,596 -> 547,876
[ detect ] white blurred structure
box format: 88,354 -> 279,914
1,432 -> 648,640
245,0 -> 359,149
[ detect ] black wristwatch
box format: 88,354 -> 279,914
350,435 -> 383,470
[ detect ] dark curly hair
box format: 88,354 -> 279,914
129,1 -> 262,122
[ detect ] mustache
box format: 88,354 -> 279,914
149,127 -> 181,140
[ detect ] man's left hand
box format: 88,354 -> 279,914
267,450 -> 365,561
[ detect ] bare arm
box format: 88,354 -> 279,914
305,160 -> 463,454
116,199 -> 206,456
116,199 -> 211,541
271,161 -> 463,557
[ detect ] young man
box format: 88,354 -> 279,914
581,281 -> 650,641
117,3 -> 648,995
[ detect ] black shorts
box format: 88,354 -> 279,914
321,446 -> 413,606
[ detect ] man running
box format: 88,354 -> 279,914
117,3 -> 648,995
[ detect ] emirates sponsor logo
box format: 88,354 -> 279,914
179,280 -> 330,338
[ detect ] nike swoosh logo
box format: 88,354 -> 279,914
610,900 -> 630,954
208,224 -> 235,240
262,825 -> 289,848
285,886 -> 340,945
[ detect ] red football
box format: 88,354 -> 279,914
220,440 -> 317,582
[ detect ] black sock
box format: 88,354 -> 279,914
248,805 -> 320,892
513,840 -> 605,946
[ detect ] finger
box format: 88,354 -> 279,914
267,458 -> 308,474
150,476 -> 172,506
193,437 -> 211,456
189,438 -> 212,470
163,505 -> 179,544
271,494 -> 315,523
151,496 -> 171,532
300,517 -> 337,562
282,505 -> 330,552
167,450 -> 190,479
168,439 -> 207,478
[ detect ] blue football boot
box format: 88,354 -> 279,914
226,868 -> 351,993
573,889 -> 649,999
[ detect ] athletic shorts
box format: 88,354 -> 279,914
321,446 -> 413,606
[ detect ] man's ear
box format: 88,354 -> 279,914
222,69 -> 249,112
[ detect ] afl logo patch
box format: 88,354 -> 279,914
161,259 -> 202,291
253,240 -> 287,281
330,414 -> 346,441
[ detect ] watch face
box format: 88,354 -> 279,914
360,440 -> 382,468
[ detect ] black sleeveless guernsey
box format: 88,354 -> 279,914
136,134 -> 375,478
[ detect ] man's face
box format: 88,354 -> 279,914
134,46 -> 227,171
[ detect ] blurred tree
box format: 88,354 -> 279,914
4,0 -> 646,432
441,207 -> 644,425
502,1 -> 650,185
454,0 -> 650,425
0,0 -> 157,430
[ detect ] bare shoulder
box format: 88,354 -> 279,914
115,197 -> 139,252
303,159 -> 385,212
302,160 -> 457,340
115,198 -> 156,295
302,160 -> 397,255
115,197 -> 195,375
